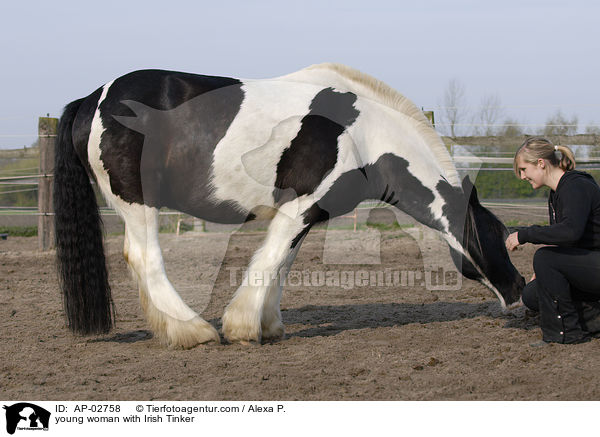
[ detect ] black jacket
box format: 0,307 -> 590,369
518,171 -> 600,250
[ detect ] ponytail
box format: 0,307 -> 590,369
554,145 -> 576,171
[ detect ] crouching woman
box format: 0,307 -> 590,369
505,137 -> 600,344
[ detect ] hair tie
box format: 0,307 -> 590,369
554,145 -> 562,161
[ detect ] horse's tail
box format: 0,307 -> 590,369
54,98 -> 114,335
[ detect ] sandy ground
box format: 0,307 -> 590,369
1,216 -> 600,401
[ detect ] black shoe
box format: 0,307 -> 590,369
580,301 -> 600,334
536,335 -> 591,346
565,335 -> 592,345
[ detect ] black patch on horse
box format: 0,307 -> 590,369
71,88 -> 103,177
93,70 -> 244,210
290,153 -> 442,248
274,87 -> 359,204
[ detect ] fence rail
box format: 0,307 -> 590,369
0,173 -> 52,181
0,207 -> 191,217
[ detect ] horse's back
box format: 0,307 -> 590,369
74,70 -> 253,221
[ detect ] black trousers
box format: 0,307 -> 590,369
521,246 -> 600,343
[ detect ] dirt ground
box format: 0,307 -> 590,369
1,212 -> 600,401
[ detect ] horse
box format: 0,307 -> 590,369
54,63 -> 525,348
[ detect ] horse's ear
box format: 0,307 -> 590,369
462,175 -> 480,206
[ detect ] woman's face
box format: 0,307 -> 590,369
516,156 -> 547,189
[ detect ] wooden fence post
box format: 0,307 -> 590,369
38,116 -> 58,251
423,110 -> 435,127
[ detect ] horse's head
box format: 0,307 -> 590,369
440,176 -> 525,309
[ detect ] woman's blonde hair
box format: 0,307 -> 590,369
513,137 -> 576,176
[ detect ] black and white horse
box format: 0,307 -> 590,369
54,63 -> 524,348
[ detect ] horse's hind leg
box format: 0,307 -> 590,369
120,203 -> 219,348
222,203 -> 310,343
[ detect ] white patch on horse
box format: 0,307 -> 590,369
209,80 -> 316,211
86,80 -> 114,203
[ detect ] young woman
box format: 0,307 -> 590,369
506,137 -> 600,344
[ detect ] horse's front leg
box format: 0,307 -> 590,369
260,235 -> 307,342
222,205 -> 309,344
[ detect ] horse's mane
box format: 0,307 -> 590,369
304,63 -> 459,186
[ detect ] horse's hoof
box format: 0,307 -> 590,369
261,321 -> 285,343
222,303 -> 261,344
236,340 -> 261,347
163,316 -> 220,349
221,327 -> 261,345
221,323 -> 261,344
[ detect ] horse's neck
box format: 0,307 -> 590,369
349,115 -> 467,241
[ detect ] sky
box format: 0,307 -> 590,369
1,0 -> 599,148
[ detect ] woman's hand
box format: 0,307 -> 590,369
505,232 -> 520,251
